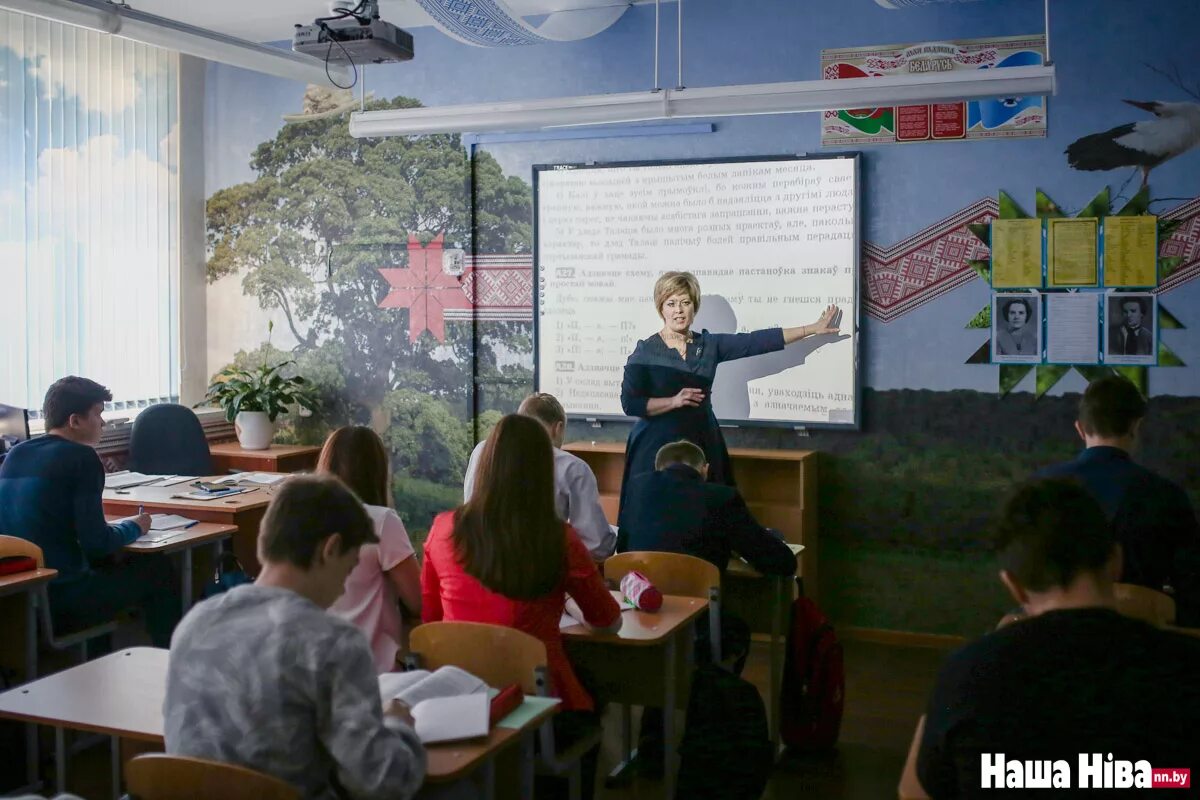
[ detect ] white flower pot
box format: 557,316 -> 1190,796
234,411 -> 275,450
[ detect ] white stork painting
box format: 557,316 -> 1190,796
1066,100 -> 1200,187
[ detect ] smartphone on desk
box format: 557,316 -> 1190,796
192,481 -> 234,493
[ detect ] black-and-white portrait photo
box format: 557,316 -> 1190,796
1105,292 -> 1157,365
992,293 -> 1042,364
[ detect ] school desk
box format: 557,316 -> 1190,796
0,647 -> 557,800
724,544 -> 803,751
114,518 -> 236,614
561,592 -> 708,799
0,566 -> 57,789
102,477 -> 277,574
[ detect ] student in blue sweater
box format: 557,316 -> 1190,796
0,377 -> 179,646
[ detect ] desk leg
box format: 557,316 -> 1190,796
770,578 -> 783,752
519,731 -> 535,800
181,548 -> 194,615
603,706 -> 637,788
55,727 -> 66,795
621,704 -> 632,764
663,634 -> 676,800
479,757 -> 496,800
25,593 -> 39,789
110,735 -> 120,800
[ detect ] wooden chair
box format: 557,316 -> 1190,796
124,753 -> 299,800
897,715 -> 931,800
1113,582 -> 1176,627
409,621 -> 596,800
0,535 -> 117,663
604,551 -> 722,662
994,611 -> 1025,630
1166,625 -> 1200,640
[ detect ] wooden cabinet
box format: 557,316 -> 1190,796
209,442 -> 321,474
562,441 -> 819,599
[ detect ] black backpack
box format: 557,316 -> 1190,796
674,664 -> 774,799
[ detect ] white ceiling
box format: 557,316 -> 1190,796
129,0 -> 648,42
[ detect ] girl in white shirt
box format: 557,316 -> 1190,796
318,426 -> 421,673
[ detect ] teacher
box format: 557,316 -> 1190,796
617,271 -> 840,523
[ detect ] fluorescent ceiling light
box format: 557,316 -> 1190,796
350,65 -> 1055,137
1,0 -> 348,86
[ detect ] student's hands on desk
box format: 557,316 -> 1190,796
385,698 -> 415,729
123,513 -> 152,535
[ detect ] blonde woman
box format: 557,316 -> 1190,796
617,271 -> 839,529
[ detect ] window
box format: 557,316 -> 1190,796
0,11 -> 180,415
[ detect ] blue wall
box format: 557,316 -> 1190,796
205,0 -> 1200,634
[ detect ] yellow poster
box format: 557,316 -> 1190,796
1103,215 -> 1158,287
1048,218 -> 1098,287
991,218 -> 1043,288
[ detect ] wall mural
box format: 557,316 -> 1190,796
205,24 -> 1200,633
205,91 -> 1200,546
206,98 -> 535,539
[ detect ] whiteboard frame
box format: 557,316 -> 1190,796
532,153 -> 862,431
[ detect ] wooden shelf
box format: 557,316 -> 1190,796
564,442 -> 819,599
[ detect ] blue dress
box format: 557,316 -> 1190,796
618,327 -> 785,515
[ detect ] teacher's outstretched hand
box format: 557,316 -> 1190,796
782,304 -> 841,344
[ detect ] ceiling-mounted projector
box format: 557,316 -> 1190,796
293,0 -> 414,65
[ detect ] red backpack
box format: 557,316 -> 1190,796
780,594 -> 845,751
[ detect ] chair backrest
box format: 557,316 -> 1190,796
1113,583 -> 1175,626
410,621 -> 547,695
125,754 -> 300,800
994,612 -> 1024,630
604,551 -> 720,599
0,534 -> 44,567
128,404 -> 214,476
1168,625 -> 1200,640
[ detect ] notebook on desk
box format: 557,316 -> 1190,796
105,471 -> 168,490
171,487 -> 252,501
149,514 -> 197,531
214,472 -> 286,486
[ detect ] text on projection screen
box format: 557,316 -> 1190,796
536,158 -> 857,426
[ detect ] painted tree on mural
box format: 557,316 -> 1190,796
207,96 -> 534,530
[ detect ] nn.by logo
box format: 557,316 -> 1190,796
982,754 -> 1190,789
1152,768 -> 1191,789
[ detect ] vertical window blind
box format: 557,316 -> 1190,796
0,10 -> 179,415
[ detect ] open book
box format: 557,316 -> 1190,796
378,666 -> 491,744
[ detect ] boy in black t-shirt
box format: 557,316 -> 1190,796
916,478 -> 1200,798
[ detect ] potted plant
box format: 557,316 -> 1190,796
199,324 -> 317,450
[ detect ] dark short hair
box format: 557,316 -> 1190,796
1118,296 -> 1148,316
43,376 -> 111,429
655,439 -> 707,471
258,475 -> 377,569
517,393 -> 566,428
994,478 -> 1114,592
1002,297 -> 1032,320
1078,375 -> 1146,438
